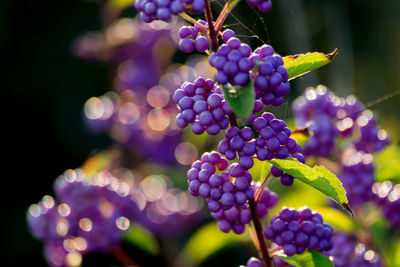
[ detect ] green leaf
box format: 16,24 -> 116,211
124,224 -> 159,255
283,49 -> 338,80
267,158 -> 351,214
183,221 -> 250,263
222,80 -> 255,121
376,144 -> 400,182
280,250 -> 333,267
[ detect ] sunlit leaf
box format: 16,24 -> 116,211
280,250 -> 333,267
222,80 -> 255,121
267,158 -> 351,214
376,144 -> 400,182
283,49 -> 338,80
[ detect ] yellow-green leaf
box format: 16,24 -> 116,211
280,250 -> 333,267
267,158 -> 351,214
283,49 -> 338,80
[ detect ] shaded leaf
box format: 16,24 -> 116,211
184,221 -> 250,263
267,158 -> 351,214
124,224 -> 159,255
222,80 -> 255,121
280,250 -> 333,267
283,49 -> 338,80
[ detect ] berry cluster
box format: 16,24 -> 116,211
178,21 -> 210,53
336,95 -> 364,137
209,30 -> 254,86
263,207 -> 333,256
327,232 -> 381,267
27,169 -> 139,266
301,115 -> 338,157
174,77 -> 231,135
245,0 -> 272,12
242,257 -> 263,267
135,0 -> 205,23
187,152 -> 253,210
340,149 -> 375,206
254,184 -> 279,218
353,110 -> 390,154
250,45 -> 290,107
211,203 -> 251,234
373,182 -> 400,228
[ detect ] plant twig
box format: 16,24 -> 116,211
204,0 -> 219,51
254,172 -> 271,202
249,198 -> 273,267
110,246 -> 139,267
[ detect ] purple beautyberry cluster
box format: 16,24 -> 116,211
250,45 -> 290,106
246,0 -> 272,12
209,30 -> 254,86
336,95 -> 364,137
264,207 -> 333,256
178,21 -> 210,53
27,169 -> 138,266
373,181 -> 400,228
353,110 -> 390,154
327,232 -> 381,267
340,149 -> 375,206
301,115 -> 339,156
242,257 -> 263,267
174,77 -> 231,135
187,152 -> 253,210
135,0 -> 205,23
292,86 -> 340,156
254,184 -> 279,218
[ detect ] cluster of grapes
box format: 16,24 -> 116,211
326,232 -> 381,267
209,30 -> 254,86
174,77 -> 231,135
373,182 -> 400,228
178,21 -> 210,53
245,0 -> 272,12
135,0 -> 205,23
263,207 -> 333,256
27,169 -> 138,266
251,45 -> 290,107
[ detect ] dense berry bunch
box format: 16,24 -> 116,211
178,21 -> 210,53
301,115 -> 338,156
292,86 -> 339,126
373,182 -> 400,228
209,31 -> 254,86
135,0 -> 205,23
245,0 -> 272,12
254,184 -> 279,218
211,203 -> 251,234
174,77 -> 231,135
27,169 -> 139,266
336,95 -> 364,137
187,152 -> 253,211
327,232 -> 381,267
241,257 -> 263,267
340,149 -> 375,206
250,45 -> 290,106
264,207 -> 333,256
353,110 -> 390,153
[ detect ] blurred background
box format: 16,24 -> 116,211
2,0 -> 400,266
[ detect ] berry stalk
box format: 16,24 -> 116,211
110,246 -> 139,267
204,0 -> 219,51
249,198 -> 273,267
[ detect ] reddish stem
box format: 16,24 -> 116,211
110,246 -> 139,267
249,198 -> 273,267
204,0 -> 219,52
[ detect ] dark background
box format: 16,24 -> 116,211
2,0 -> 400,265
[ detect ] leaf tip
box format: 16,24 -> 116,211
327,48 -> 339,60
342,203 -> 354,217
